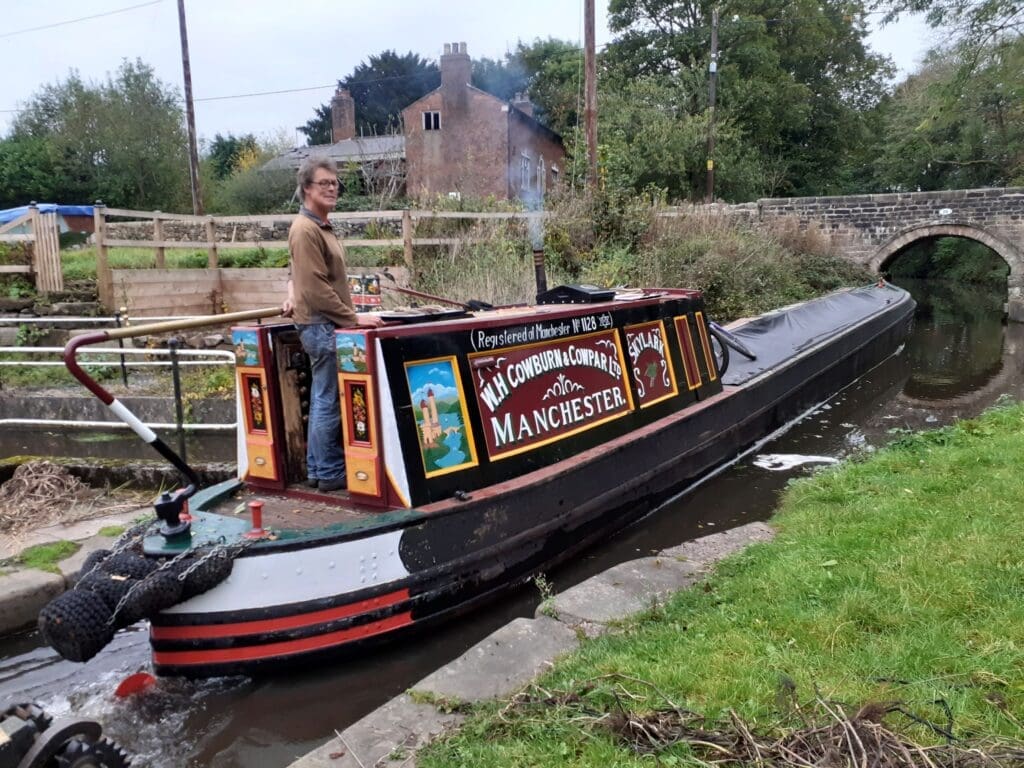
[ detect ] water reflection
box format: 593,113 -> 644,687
896,279 -> 1006,401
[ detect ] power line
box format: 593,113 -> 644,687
195,84 -> 337,103
0,0 -> 162,40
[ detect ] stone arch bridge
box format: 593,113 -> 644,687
711,187 -> 1024,319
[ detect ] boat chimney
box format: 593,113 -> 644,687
529,211 -> 547,297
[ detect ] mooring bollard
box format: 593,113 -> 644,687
245,500 -> 266,538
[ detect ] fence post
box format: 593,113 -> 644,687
27,202 -> 39,289
402,209 -> 413,269
93,201 -> 113,311
205,217 -> 218,268
114,308 -> 130,388
153,212 -> 165,269
168,337 -> 188,464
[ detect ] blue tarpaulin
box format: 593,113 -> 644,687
0,204 -> 94,225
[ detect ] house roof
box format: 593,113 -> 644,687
262,135 -> 405,171
402,84 -> 564,145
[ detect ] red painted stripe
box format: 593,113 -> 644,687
152,612 -> 413,666
150,589 -> 410,641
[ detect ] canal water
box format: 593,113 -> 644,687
1,278 -> 1019,767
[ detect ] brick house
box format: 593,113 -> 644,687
402,42 -> 565,201
266,43 -> 566,203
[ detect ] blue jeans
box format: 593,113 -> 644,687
297,323 -> 345,482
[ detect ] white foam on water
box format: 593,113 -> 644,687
752,454 -> 839,471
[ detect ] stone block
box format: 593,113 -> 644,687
546,557 -> 702,627
47,302 -> 99,316
286,694 -> 465,768
412,616 -> 578,703
661,521 -> 775,567
0,569 -> 65,635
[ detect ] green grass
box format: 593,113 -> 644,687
418,403 -> 1024,767
61,246 -> 290,281
98,525 -> 126,537
14,540 -> 80,573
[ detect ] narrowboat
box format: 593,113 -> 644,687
44,281 -> 914,677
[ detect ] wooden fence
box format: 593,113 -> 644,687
0,207 -> 63,293
94,206 -> 543,313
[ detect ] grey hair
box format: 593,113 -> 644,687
296,155 -> 339,203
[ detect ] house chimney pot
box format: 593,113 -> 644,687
441,40 -> 471,90
512,91 -> 535,117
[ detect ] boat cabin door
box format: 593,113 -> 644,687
231,323 -> 386,505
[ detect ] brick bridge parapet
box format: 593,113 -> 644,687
717,187 -> 1024,319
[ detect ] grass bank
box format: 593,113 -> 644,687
419,403 -> 1024,766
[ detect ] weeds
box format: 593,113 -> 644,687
532,573 -> 557,619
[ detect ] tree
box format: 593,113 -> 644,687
207,133 -> 259,180
472,56 -> 527,102
511,38 -> 584,137
870,36 -> 1024,190
605,0 -> 892,198
299,104 -> 332,146
874,0 -> 1022,46
5,60 -> 189,210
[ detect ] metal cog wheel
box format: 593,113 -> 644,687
53,737 -> 132,768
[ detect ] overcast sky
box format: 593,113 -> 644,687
0,1 -> 936,149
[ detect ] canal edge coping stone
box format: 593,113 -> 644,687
286,521 -> 775,768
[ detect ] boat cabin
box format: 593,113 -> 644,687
231,288 -> 724,510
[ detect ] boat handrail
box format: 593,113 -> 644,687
98,307 -> 285,341
61,307 -> 282,490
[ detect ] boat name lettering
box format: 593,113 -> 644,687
626,327 -> 665,360
489,386 -> 627,449
471,313 -> 612,351
477,344 -> 623,414
469,329 -> 633,459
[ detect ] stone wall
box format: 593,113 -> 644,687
104,218 -> 389,244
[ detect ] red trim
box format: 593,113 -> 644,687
150,589 -> 410,640
152,612 -> 413,666
63,332 -> 115,404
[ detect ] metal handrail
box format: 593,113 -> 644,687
62,307 -> 281,487
0,346 -> 235,367
0,345 -> 240,437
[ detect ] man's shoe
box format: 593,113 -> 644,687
304,478 -> 319,489
318,476 -> 347,492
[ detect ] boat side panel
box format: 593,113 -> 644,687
379,297 -> 723,506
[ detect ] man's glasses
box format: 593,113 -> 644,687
313,179 -> 339,189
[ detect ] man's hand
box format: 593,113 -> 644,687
281,298 -> 294,317
356,313 -> 385,328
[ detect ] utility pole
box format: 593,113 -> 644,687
584,0 -> 598,191
177,0 -> 204,215
705,6 -> 719,203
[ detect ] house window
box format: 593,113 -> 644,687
423,111 -> 440,131
538,158 -> 546,194
551,165 -> 560,186
520,153 -> 531,190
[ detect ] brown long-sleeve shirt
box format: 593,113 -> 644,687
288,210 -> 358,327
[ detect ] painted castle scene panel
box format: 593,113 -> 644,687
405,357 -> 478,477
336,332 -> 368,373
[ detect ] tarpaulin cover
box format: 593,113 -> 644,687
722,283 -> 911,386
0,204 -> 94,224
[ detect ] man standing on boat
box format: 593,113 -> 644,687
282,156 -> 383,492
